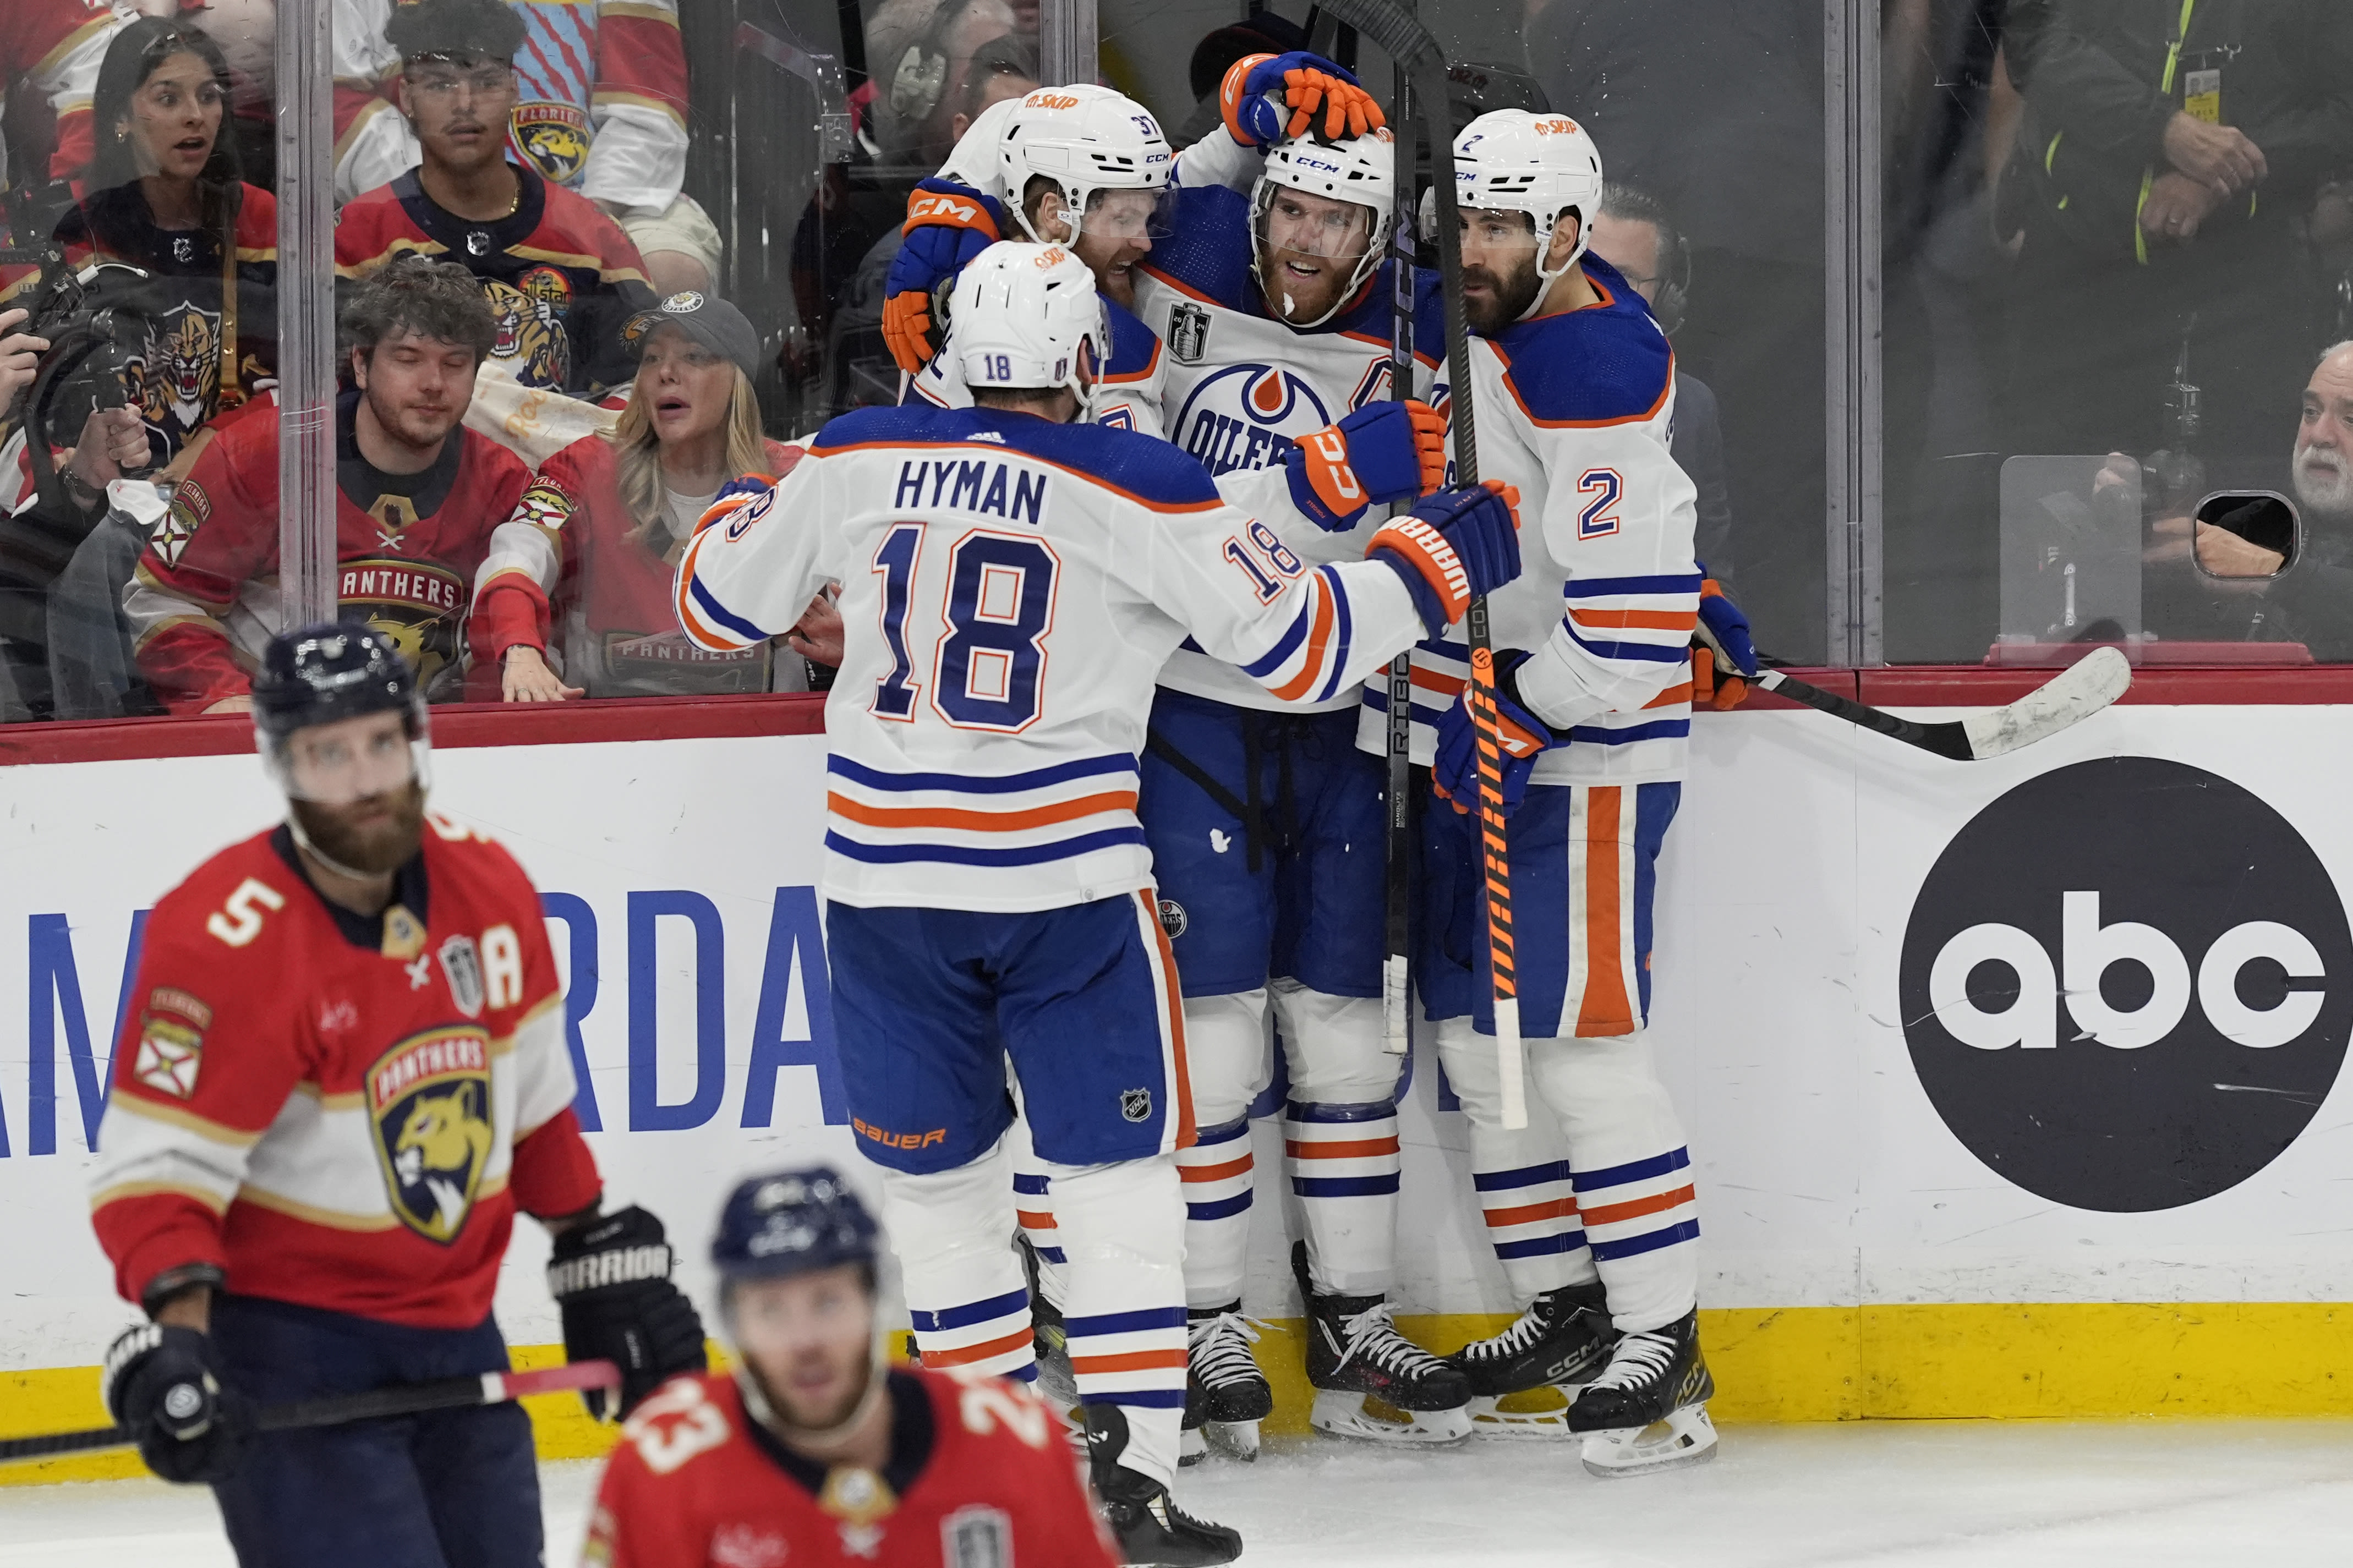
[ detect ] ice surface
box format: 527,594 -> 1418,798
2,1420 -> 2349,1565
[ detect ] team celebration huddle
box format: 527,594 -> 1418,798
52,31 -> 1761,1568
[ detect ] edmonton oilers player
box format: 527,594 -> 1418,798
87,626 -> 707,1564
882,58 -> 1465,1459
673,242 -> 1523,1561
1392,111 -> 1723,1476
586,1168 -> 1119,1568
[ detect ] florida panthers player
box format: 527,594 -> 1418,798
586,1166 -> 1119,1568
674,241 -> 1522,1561
885,57 -> 1470,1460
1386,111 -> 1719,1476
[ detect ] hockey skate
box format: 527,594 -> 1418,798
1290,1242 -> 1472,1445
1084,1403 -> 1243,1566
1019,1235 -> 1079,1413
1566,1306 -> 1719,1478
1181,1306 -> 1274,1465
1443,1280 -> 1616,1439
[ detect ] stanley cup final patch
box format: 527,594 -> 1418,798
1168,301 -> 1211,364
439,934 -> 486,1018
369,1027 -> 496,1243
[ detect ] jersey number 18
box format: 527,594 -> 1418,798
871,526 -> 1061,732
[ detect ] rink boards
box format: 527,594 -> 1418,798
2,688 -> 2350,1479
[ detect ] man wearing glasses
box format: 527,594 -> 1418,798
336,0 -> 656,403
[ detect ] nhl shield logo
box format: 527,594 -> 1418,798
369,1027 -> 496,1243
1120,1087 -> 1153,1123
439,934 -> 486,1018
1168,301 -> 1211,364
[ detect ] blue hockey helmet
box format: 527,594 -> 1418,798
712,1167 -> 880,1286
250,623 -> 432,803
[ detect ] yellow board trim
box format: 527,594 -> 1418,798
8,1304 -> 2350,1487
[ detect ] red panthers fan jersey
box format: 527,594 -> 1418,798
89,820 -> 601,1329
586,1368 -> 1119,1568
125,390 -> 552,711
335,165 -> 656,399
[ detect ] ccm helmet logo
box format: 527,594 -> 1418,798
1898,756 -> 2353,1212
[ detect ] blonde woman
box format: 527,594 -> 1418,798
472,293 -> 840,699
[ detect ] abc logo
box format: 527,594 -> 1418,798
1898,757 -> 2352,1211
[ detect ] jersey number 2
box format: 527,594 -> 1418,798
1577,468 -> 1624,540
872,526 -> 1060,732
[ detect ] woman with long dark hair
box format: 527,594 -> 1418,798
53,17 -> 277,479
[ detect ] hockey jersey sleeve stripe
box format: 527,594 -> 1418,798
1561,619 -> 1689,664
824,826 -> 1148,869
104,1090 -> 266,1149
825,789 -> 1138,833
1566,718 -> 1690,745
1644,681 -> 1694,709
827,753 -> 1136,794
1569,607 -> 1698,632
673,528 -> 766,649
1314,566 -> 1355,705
1263,573 -> 1339,704
1562,573 -> 1703,599
89,1178 -> 233,1218
1236,588 -> 1315,680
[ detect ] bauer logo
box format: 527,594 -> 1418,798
1897,756 -> 2353,1211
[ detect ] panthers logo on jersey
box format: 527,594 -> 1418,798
368,1026 -> 496,1243
132,304 -> 221,445
512,101 -> 592,185
1172,365 -> 1335,478
484,267 -> 576,390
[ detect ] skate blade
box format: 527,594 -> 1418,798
1033,1352 -> 1079,1412
1204,1419 -> 1260,1462
1466,1389 -> 1582,1440
1578,1403 -> 1719,1478
1180,1426 -> 1207,1467
1309,1389 -> 1473,1445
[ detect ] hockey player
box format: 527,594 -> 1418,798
1394,110 -> 1718,1476
586,1166 -> 1120,1568
126,256 -> 566,712
882,56 -> 1471,1459
87,624 -> 707,1564
335,0 -> 657,402
674,240 -> 1523,1562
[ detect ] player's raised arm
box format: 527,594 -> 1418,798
671,464 -> 831,654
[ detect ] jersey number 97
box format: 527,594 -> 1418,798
872,527 -> 1061,732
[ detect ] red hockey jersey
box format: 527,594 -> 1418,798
89,819 -> 602,1328
587,1368 -> 1120,1568
335,165 -> 656,399
124,389 -> 557,711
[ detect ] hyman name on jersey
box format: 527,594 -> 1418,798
894,454 -> 1052,525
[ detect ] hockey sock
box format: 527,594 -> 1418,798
1048,1153 -> 1190,1487
1436,1016 -> 1597,1298
1178,1117 -> 1256,1309
1532,1033 -> 1700,1334
1004,1112 -> 1069,1311
877,1140 -> 1038,1381
1284,1100 -> 1400,1296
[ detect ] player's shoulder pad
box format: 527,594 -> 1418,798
1104,298 -> 1163,381
419,813 -> 535,899
812,401 -> 975,452
144,828 -> 304,954
1490,256 -> 1673,428
1138,185 -> 1256,310
992,416 -> 1221,510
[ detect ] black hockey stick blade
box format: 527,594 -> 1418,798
1288,0 -> 1442,74
0,1359 -> 620,1465
1755,647 -> 2130,761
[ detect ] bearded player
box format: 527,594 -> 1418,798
87,625 -> 707,1564
1389,111 -> 1728,1477
585,1166 -> 1119,1568
883,57 -> 1468,1460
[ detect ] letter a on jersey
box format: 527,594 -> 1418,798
370,1027 -> 496,1242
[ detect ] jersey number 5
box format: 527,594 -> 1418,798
207,878 -> 286,947
873,527 -> 1060,732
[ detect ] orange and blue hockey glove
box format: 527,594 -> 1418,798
1284,398 -> 1448,531
1431,648 -> 1555,815
1368,478 -> 1523,637
1691,572 -> 1756,710
883,179 -> 1008,374
1220,51 -> 1386,147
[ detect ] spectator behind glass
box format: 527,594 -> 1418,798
2261,342 -> 2353,656
330,0 -> 715,297
1587,183 -> 1737,596
863,0 -> 1030,172
471,292 -> 840,701
2000,1 -> 2353,480
53,17 -> 277,479
334,0 -> 657,404
0,1 -> 133,193
125,257 -> 564,714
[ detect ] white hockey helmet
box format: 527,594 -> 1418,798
1437,109 -> 1605,321
947,241 -> 1110,421
997,84 -> 1175,246
1250,128 -> 1397,329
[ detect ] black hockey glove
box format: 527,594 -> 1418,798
546,1205 -> 708,1419
101,1323 -> 248,1485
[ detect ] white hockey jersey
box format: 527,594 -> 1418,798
1357,255 -> 1699,785
906,293 -> 1170,439
674,402 -> 1430,913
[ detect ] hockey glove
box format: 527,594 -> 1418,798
1284,398 -> 1449,531
883,180 -> 1010,374
1219,52 -> 1385,147
1432,649 -> 1556,816
547,1205 -> 709,1419
1368,479 -> 1524,638
101,1322 -> 248,1485
1691,573 -> 1756,710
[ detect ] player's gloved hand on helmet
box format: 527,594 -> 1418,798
1431,649 -> 1557,816
546,1205 -> 709,1419
1367,479 -> 1524,637
883,179 -> 1009,374
1220,51 -> 1385,147
1691,572 -> 1756,711
1284,398 -> 1449,531
102,1322 -> 248,1485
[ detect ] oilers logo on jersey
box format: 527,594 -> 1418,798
1174,365 -> 1334,477
370,1027 -> 496,1243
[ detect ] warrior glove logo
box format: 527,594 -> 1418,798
369,1027 -> 496,1242
1898,757 -> 2352,1211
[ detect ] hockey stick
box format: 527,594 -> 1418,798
1753,646 -> 2131,760
1312,0 -> 1528,1126
0,1358 -> 621,1465
1380,59 -> 1418,1057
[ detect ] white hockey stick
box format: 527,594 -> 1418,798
1752,646 -> 2131,760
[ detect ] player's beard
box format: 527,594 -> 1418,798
292,781 -> 427,878
1462,253 -> 1544,335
